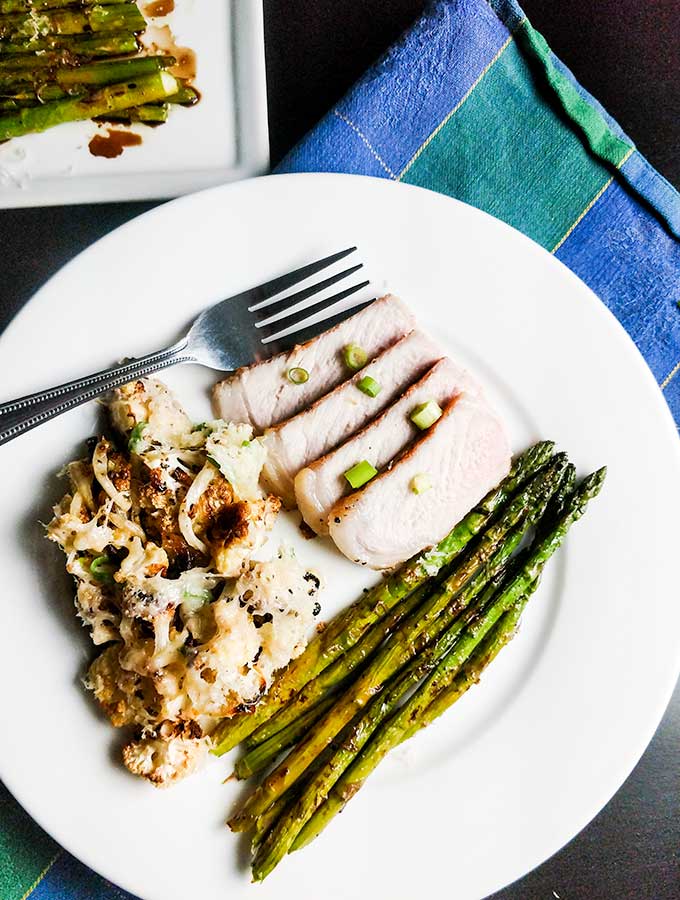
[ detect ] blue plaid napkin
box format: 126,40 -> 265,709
279,0 -> 680,425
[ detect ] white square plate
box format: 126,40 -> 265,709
0,0 -> 269,207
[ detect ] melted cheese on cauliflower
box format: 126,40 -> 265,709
205,423 -> 266,500
48,378 -> 322,787
109,378 -> 192,444
183,550 -> 320,718
122,721 -> 208,787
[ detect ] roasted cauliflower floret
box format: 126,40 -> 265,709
205,423 -> 266,501
178,461 -> 279,565
235,550 -> 322,674
183,550 -> 321,718
122,731 -> 208,787
115,538 -> 168,582
183,597 -> 266,718
75,580 -> 119,645
47,494 -> 115,555
85,646 -> 157,729
191,472 -> 236,538
209,496 -> 281,576
109,378 -> 192,443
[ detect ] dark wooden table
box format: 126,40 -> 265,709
0,2 -> 678,897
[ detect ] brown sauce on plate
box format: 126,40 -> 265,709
144,0 -> 175,17
88,128 -> 143,159
143,24 -> 196,82
171,47 -> 197,82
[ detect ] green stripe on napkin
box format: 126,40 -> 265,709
0,796 -> 59,900
515,21 -> 633,169
401,35 -> 622,250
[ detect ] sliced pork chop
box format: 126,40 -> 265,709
212,294 -> 415,432
294,357 -> 482,534
260,329 -> 444,506
328,393 -> 511,569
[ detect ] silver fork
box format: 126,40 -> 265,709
0,247 -> 372,446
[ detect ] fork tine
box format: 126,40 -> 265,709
262,298 -> 377,356
253,263 -> 364,323
264,298 -> 377,355
256,280 -> 371,340
243,247 -> 358,311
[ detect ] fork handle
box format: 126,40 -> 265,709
0,339 -> 196,447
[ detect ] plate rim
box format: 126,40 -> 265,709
1,171 -> 679,899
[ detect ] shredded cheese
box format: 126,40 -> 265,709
177,462 -> 217,553
92,439 -> 131,511
47,377 -> 322,788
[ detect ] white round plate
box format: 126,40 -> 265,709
0,174 -> 678,900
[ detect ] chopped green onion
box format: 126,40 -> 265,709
410,474 -> 432,495
241,440 -> 251,447
128,421 -> 148,453
343,343 -> 368,371
90,555 -> 115,583
192,422 -> 212,433
357,375 -> 381,398
182,588 -> 212,603
287,367 -> 309,384
410,400 -> 443,430
344,460 -> 378,489
181,588 -> 213,614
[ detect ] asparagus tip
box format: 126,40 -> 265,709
580,466 -> 607,495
